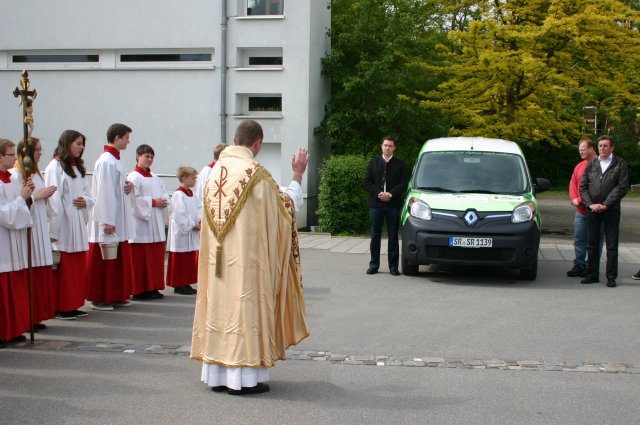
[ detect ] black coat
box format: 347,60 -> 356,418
363,156 -> 409,208
579,155 -> 629,210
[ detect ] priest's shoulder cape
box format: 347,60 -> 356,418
191,145 -> 309,368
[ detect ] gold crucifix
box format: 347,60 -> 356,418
12,70 -> 37,179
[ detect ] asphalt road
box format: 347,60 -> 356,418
2,247 -> 640,425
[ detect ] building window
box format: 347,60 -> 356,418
120,53 -> 212,62
236,48 -> 283,69
249,96 -> 282,112
247,0 -> 284,15
12,54 -> 99,63
248,56 -> 282,66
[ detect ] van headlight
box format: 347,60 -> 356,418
409,198 -> 432,221
512,202 -> 535,223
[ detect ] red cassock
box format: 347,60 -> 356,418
86,242 -> 133,304
0,270 -> 29,340
32,266 -> 56,323
54,251 -> 88,312
166,251 -> 198,287
129,242 -> 166,294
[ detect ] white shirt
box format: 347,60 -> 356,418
599,154 -> 613,174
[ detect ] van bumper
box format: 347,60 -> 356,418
401,214 -> 540,269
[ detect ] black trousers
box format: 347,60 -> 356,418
586,208 -> 621,280
369,206 -> 400,271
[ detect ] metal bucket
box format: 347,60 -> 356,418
99,242 -> 119,260
51,250 -> 61,269
100,233 -> 120,261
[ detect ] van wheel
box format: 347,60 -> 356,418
519,258 -> 538,280
401,255 -> 419,276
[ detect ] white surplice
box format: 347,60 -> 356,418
194,164 -> 213,220
0,174 -> 32,273
11,171 -> 53,267
88,152 -> 135,243
167,190 -> 199,252
127,171 -> 170,244
44,159 -> 93,252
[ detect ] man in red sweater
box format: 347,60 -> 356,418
567,139 -> 600,277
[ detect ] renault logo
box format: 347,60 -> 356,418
463,210 -> 478,226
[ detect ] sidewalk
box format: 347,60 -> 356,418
298,233 -> 640,264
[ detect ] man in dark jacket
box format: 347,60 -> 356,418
363,136 -> 409,276
579,135 -> 629,287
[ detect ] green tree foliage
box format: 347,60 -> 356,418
320,0 -> 450,160
414,0 -> 640,149
317,155 -> 370,235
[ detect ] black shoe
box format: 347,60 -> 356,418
153,290 -> 165,299
211,386 -> 227,393
389,269 -> 400,276
366,267 -> 378,275
632,271 -> 640,280
174,285 -> 196,295
55,311 -> 77,320
10,335 -> 27,343
132,291 -> 156,301
0,340 -> 7,349
34,323 -> 47,331
581,277 -> 599,284
72,309 -> 88,318
227,383 -> 270,395
567,265 -> 586,277
607,279 -> 617,288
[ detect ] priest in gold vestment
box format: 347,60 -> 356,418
191,120 -> 309,395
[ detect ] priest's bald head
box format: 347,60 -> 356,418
234,120 -> 264,157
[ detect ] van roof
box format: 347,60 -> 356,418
422,137 -> 522,156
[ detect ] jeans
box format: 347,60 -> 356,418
586,208 -> 621,280
369,206 -> 400,271
573,212 -> 603,270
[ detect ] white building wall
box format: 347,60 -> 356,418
0,0 -> 330,227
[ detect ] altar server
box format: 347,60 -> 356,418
45,130 -> 93,319
86,123 -> 135,311
13,137 -> 57,329
128,144 -> 170,301
0,139 -> 34,348
166,166 -> 199,295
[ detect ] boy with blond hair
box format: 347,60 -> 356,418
166,166 -> 200,295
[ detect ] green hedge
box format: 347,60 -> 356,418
317,155 -> 370,235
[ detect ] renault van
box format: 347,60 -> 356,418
400,137 -> 550,279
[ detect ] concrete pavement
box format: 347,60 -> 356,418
298,232 -> 640,265
2,231 -> 640,424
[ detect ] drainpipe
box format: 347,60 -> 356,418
220,0 -> 228,143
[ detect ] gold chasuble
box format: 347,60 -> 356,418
191,146 -> 309,368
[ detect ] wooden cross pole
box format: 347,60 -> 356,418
13,70 -> 37,343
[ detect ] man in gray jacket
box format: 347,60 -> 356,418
579,135 -> 629,287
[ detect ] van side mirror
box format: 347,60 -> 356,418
534,178 -> 551,194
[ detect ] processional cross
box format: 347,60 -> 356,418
13,70 -> 37,178
12,70 -> 37,343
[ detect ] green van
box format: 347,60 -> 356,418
400,137 -> 551,279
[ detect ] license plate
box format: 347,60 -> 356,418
449,237 -> 493,248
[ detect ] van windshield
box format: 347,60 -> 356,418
413,151 -> 530,195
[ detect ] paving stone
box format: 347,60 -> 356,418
601,364 -> 627,373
